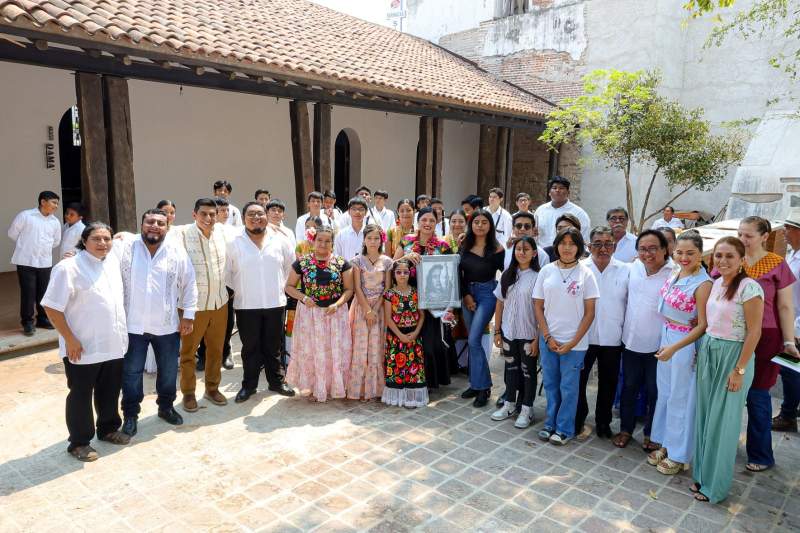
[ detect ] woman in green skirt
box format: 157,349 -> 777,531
693,237 -> 764,503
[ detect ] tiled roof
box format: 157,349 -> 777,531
0,0 -> 554,118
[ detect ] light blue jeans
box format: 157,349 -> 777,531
462,280 -> 497,391
539,337 -> 585,438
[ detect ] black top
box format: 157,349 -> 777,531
291,255 -> 352,307
459,249 -> 505,296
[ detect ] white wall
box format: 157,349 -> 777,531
440,120 -> 480,209
0,63 -> 74,273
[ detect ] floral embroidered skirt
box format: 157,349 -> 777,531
347,296 -> 386,400
287,303 -> 352,402
381,327 -> 428,408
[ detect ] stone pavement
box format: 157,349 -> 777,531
1,343 -> 799,533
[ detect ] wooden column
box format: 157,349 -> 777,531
432,118 -> 444,198
416,117 -> 434,197
75,72 -> 110,223
503,128 -> 515,208
494,126 -> 510,195
477,124 -> 496,197
103,76 -> 137,232
313,103 -> 332,193
290,100 -> 314,217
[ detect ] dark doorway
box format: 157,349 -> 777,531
334,130 -> 350,210
58,106 -> 82,209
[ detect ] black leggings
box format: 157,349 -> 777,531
502,337 -> 537,407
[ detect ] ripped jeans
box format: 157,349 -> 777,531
539,337 -> 585,438
502,337 -> 537,408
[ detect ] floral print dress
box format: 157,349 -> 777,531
381,287 -> 429,407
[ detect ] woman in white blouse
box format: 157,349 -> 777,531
41,222 -> 130,462
533,227 -> 599,445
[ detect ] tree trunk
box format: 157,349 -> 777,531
637,166 -> 661,233
642,186 -> 694,226
624,158 -> 636,233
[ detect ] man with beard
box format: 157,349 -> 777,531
533,176 -> 590,248
116,209 -> 198,437
606,207 -> 637,263
226,202 -> 296,402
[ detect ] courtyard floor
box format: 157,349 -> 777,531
0,340 -> 798,532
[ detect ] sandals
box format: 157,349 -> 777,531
613,432 -> 632,448
689,482 -> 701,494
694,493 -> 709,502
745,463 -> 773,472
68,445 -> 99,462
642,437 -> 662,452
98,431 -> 131,445
657,458 -> 686,475
647,447 -> 668,466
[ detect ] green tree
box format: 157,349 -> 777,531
540,69 -> 746,232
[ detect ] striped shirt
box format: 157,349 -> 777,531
493,268 -> 538,340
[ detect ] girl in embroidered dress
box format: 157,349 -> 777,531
735,217 -> 798,473
382,259 -> 427,408
347,224 -> 392,400
387,199 -> 416,257
648,231 -> 712,474
285,225 -> 354,402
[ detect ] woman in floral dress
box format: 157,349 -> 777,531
382,259 -> 427,407
387,199 -> 416,257
347,224 -> 392,400
285,226 -> 354,402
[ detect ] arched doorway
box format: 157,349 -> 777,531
58,106 -> 82,208
334,128 -> 361,210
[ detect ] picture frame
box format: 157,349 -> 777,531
418,254 -> 461,310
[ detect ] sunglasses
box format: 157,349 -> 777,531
514,223 -> 533,230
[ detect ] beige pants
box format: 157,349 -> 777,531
179,304 -> 228,395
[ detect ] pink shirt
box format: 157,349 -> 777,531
706,278 -> 764,342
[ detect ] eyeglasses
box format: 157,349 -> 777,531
591,242 -> 615,249
350,207 -> 367,213
245,212 -> 266,219
514,223 -> 532,230
637,246 -> 662,255
608,216 -> 627,222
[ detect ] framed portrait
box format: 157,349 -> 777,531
418,254 -> 461,310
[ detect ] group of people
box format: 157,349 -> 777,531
7,175 -> 799,507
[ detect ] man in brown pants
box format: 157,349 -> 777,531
175,198 -> 231,411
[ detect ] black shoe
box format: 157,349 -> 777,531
496,390 -> 508,408
461,388 -> 478,399
22,324 -> 35,337
268,383 -> 296,397
195,357 -> 205,372
596,424 -> 613,439
222,355 -> 234,370
473,390 -> 490,408
35,318 -> 54,329
235,388 -> 256,403
158,407 -> 184,425
122,417 -> 138,436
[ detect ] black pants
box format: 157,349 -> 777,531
620,348 -> 658,436
64,357 -> 123,450
576,344 -> 622,433
17,265 -> 51,327
421,312 -> 451,388
236,307 -> 285,390
197,287 -> 235,362
502,337 -> 537,408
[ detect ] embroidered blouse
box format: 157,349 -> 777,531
292,254 -> 351,307
744,252 -> 796,330
399,234 -> 452,279
384,287 -> 421,331
658,269 -> 712,327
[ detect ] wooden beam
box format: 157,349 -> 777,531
103,76 -> 137,233
290,100 -> 314,217
313,103 -> 332,193
75,72 -> 110,223
432,118 -> 444,199
477,125 -> 496,196
416,117 -> 434,198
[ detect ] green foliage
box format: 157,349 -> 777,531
539,69 -> 745,231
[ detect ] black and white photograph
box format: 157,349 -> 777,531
418,254 -> 460,309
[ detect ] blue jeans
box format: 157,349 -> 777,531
746,387 -> 774,466
779,366 -> 800,419
462,280 -> 496,391
122,332 -> 180,418
539,337 -> 585,438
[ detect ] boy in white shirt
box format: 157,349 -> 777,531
60,202 -> 85,259
213,179 -> 242,227
534,176 -> 591,247
373,189 -> 395,232
487,187 -> 513,244
295,191 -> 330,242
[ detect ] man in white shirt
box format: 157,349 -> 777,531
60,202 -> 85,259
606,207 -> 637,263
227,202 -> 296,402
213,179 -> 243,227
773,210 -> 800,432
373,190 -> 395,233
322,190 -> 344,228
576,226 -> 629,439
172,198 -> 231,413
515,192 -> 532,214
487,187 -> 513,244
265,199 -> 296,246
8,190 -> 62,336
295,191 -> 331,242
334,196 -> 368,261
254,188 -> 270,207
117,208 -> 198,437
651,206 -> 684,230
503,211 -> 550,269
534,176 -> 591,247
336,186 -> 379,230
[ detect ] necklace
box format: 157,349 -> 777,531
557,261 -> 579,284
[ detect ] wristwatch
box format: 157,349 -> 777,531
734,366 -> 745,375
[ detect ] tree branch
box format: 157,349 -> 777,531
637,165 -> 661,233
642,185 -> 694,225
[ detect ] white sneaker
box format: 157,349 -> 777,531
491,401 -> 516,421
514,405 -> 533,428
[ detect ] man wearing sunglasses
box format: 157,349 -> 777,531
503,211 -> 550,269
606,207 -> 637,263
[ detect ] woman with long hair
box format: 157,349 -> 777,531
387,198 -> 416,257
693,237 -> 763,503
735,216 -> 797,472
156,200 -> 177,228
491,236 -> 541,428
648,231 -> 712,474
394,207 -> 453,390
285,225 -> 354,402
459,209 -> 506,407
445,210 -> 468,253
